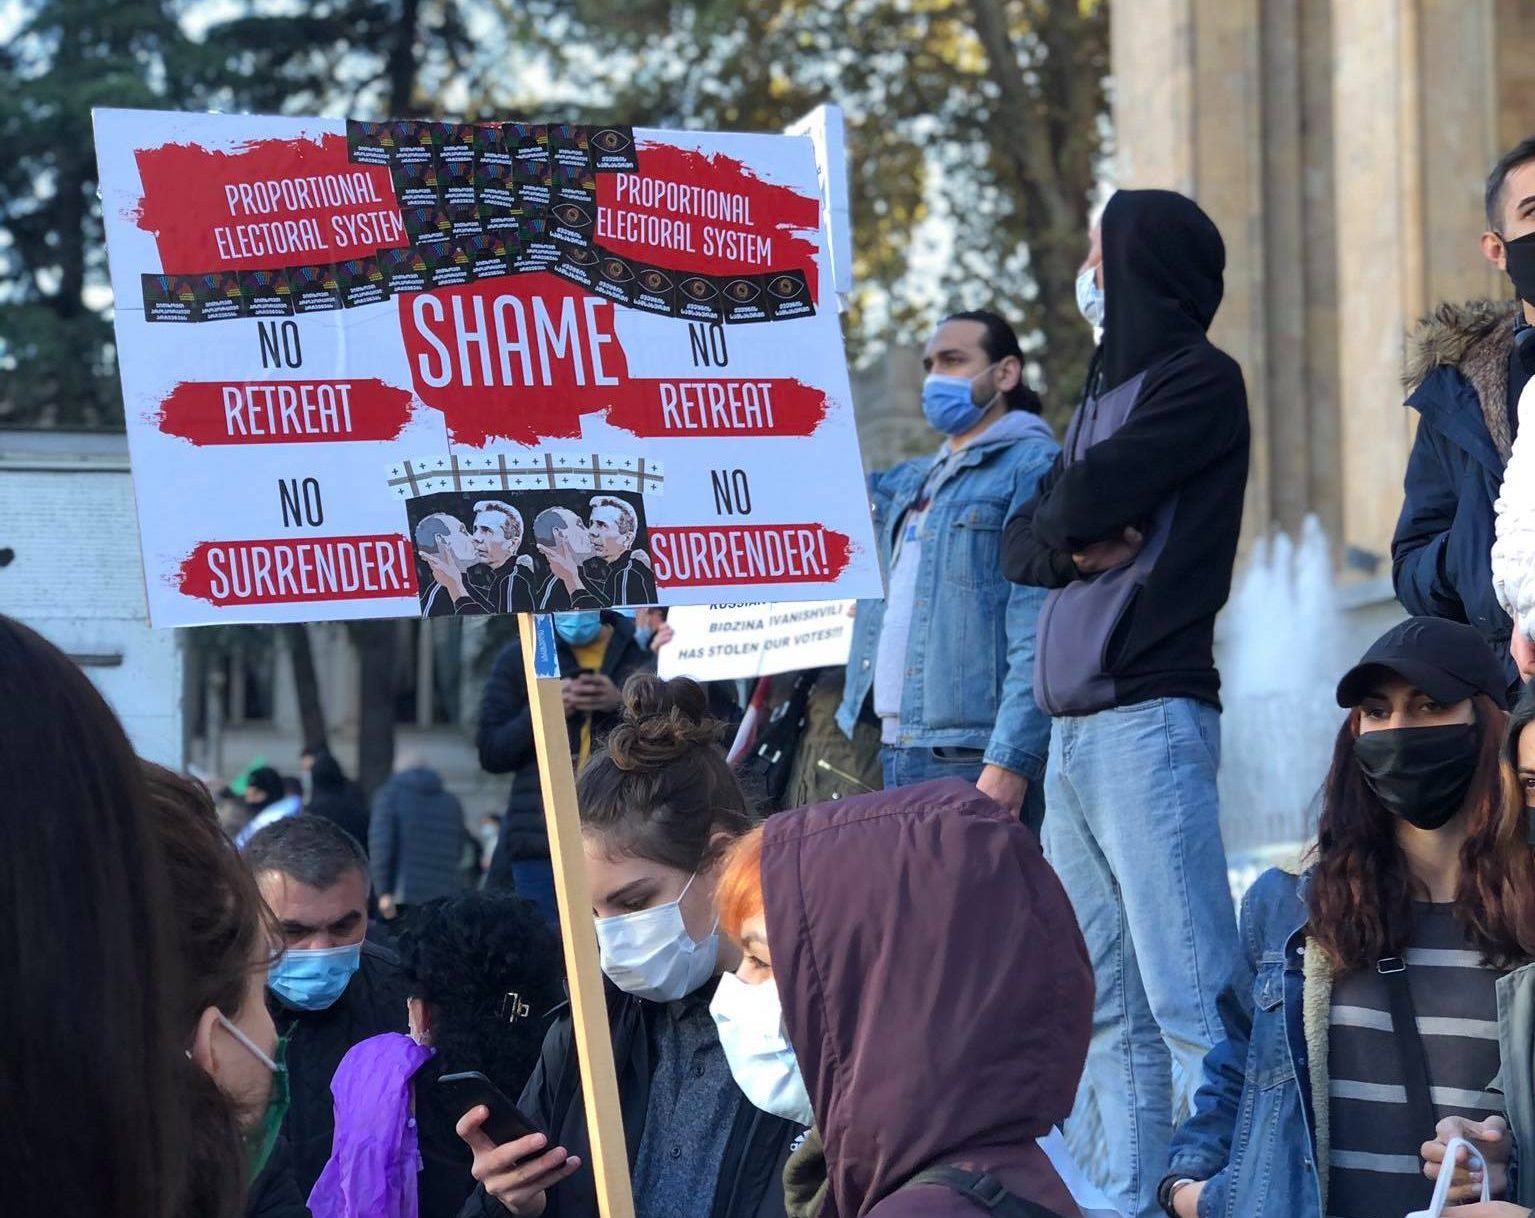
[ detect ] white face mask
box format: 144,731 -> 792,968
709,972 -> 813,1127
595,871 -> 720,1003
1075,264 -> 1105,329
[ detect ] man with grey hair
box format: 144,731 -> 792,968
421,499 -> 536,614
533,505 -> 602,610
243,814 -> 409,1197
587,493 -> 656,605
413,511 -> 478,616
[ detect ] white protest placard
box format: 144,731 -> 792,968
93,109 -> 880,626
657,599 -> 855,681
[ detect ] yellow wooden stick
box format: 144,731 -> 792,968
517,613 -> 636,1218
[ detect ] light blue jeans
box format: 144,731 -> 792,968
881,745 -> 1047,837
1044,697 -> 1238,1218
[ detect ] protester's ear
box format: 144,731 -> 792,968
702,829 -> 737,878
1483,230 -> 1508,272
190,1005 -> 222,1077
995,355 -> 1022,394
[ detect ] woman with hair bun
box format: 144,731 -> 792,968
457,675 -> 799,1218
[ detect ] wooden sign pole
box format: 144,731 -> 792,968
517,613 -> 636,1218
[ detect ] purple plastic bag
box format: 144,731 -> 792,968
308,1032 -> 436,1218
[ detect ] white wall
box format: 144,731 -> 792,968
0,440 -> 184,767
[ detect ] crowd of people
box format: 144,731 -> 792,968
21,140 -> 1535,1218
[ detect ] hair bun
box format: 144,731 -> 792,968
606,675 -> 718,770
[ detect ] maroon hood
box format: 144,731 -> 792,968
762,779 -> 1093,1217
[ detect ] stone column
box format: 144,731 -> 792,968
1332,0 -> 1498,572
1112,0 -> 1505,567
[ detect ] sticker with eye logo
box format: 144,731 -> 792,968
764,269 -> 815,320
551,236 -> 600,288
590,126 -> 638,172
677,275 -> 723,323
592,252 -> 638,306
630,262 -> 677,316
550,200 -> 595,247
722,275 -> 770,324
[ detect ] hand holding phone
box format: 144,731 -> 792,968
455,1103 -> 582,1217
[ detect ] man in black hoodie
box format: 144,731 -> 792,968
1002,189 -> 1248,1218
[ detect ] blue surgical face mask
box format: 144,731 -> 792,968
555,611 -> 603,645
709,972 -> 813,1127
634,626 -> 655,651
266,942 -> 362,1011
1076,265 -> 1105,329
921,362 -> 996,435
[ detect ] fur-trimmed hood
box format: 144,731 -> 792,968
1404,298 -> 1519,460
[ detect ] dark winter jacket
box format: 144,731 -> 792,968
369,768 -> 473,906
479,612 -> 654,875
268,939 -> 411,1198
247,1138 -> 311,1218
458,982 -> 800,1218
1391,298 -> 1520,694
762,781 -> 1091,1217
1003,189 -> 1250,714
305,753 -> 371,853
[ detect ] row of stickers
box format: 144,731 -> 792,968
141,118 -> 815,326
142,241 -> 814,324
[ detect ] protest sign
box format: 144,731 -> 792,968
658,599 -> 854,681
93,109 -> 880,626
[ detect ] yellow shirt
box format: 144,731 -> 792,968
569,634 -> 610,770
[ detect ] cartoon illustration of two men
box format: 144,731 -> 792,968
414,493 -> 656,616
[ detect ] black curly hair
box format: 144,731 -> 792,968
395,893 -> 564,1099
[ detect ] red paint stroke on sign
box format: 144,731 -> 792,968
399,274 -> 632,446
156,378 -> 415,445
134,134 -> 405,273
596,143 -> 820,292
176,535 -> 417,607
650,525 -> 852,588
600,377 -> 830,438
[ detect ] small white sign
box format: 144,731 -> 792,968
658,599 -> 854,681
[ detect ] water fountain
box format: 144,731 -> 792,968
1214,515 -> 1356,887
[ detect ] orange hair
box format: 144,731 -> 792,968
715,824 -> 766,944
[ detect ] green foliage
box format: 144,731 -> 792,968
494,0 -> 1110,416
0,0 -> 200,428
0,0 -> 1108,430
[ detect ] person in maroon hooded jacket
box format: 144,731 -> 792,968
710,778 -> 1097,1218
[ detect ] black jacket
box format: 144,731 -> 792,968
1392,299 -> 1521,695
370,767 -> 473,905
1003,190 -> 1249,711
479,612 -> 654,874
305,753 -> 371,852
246,1138 -> 312,1218
268,939 -> 411,1198
459,984 -> 800,1218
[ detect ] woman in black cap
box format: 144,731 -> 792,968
1159,616 -> 1535,1218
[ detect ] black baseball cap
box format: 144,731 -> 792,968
1336,616 -> 1507,708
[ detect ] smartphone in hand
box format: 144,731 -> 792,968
436,1071 -> 543,1146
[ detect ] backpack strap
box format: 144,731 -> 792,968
901,1167 -> 1066,1218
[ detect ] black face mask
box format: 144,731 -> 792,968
1502,230 -> 1535,305
1353,724 -> 1480,831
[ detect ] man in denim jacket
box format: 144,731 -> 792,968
839,310 -> 1057,833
